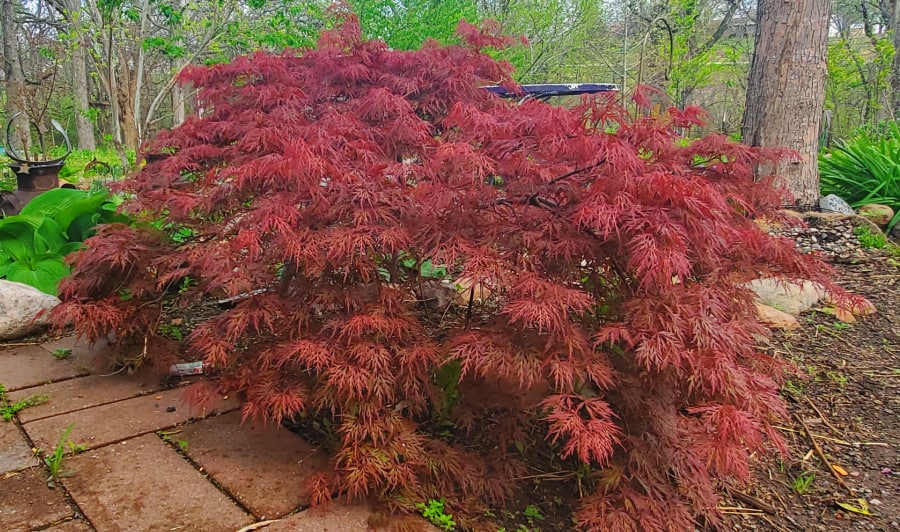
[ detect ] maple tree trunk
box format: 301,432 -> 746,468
741,0 -> 829,207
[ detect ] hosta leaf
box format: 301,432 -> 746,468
5,256 -> 69,295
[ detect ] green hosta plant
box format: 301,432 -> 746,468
0,188 -> 123,294
820,121 -> 900,231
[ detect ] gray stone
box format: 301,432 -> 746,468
0,280 -> 59,341
744,278 -> 827,316
819,194 -> 854,214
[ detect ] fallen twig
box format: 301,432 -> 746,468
774,425 -> 888,447
803,396 -> 842,435
725,486 -> 778,515
794,414 -> 854,495
235,520 -> 281,532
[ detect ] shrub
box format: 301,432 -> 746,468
0,187 -> 123,294
53,12 -> 844,531
820,121 -> 900,231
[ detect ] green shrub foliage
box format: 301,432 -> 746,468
53,13 -> 844,531
820,120 -> 900,231
0,188 -> 121,294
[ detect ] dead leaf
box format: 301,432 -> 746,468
832,465 -> 848,476
835,499 -> 873,516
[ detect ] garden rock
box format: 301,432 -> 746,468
744,278 -> 826,316
0,280 -> 60,341
819,194 -> 854,214
857,204 -> 895,228
891,222 -> 900,240
754,302 -> 801,330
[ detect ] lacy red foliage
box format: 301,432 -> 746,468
53,13 -> 840,531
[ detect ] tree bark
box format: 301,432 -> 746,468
1,0 -> 30,155
741,0 -> 830,207
67,0 -> 96,151
891,0 -> 900,116
71,43 -> 96,150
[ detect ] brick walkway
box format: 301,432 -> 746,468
0,336 -> 429,532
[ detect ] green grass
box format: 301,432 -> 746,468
791,471 -> 815,494
0,383 -> 49,421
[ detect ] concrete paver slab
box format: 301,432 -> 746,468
63,433 -> 252,532
264,504 -> 376,532
0,468 -> 74,532
0,421 -> 37,474
0,345 -> 87,391
42,518 -> 94,531
264,504 -> 440,532
22,387 -> 239,453
6,370 -> 163,424
38,335 -> 117,374
179,411 -> 330,519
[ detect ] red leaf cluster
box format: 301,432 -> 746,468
53,12 -> 840,531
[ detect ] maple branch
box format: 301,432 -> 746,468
546,157 -> 607,187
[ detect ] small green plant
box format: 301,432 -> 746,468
782,379 -> 805,397
0,384 -> 48,421
158,322 -> 184,341
791,471 -> 815,494
416,498 -> 457,531
523,504 -> 544,526
832,322 -> 851,331
827,371 -> 849,388
854,225 -> 888,249
177,439 -> 189,451
52,348 -> 73,360
43,424 -> 84,483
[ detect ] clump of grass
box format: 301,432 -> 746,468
42,424 -> 86,484
0,384 -> 48,421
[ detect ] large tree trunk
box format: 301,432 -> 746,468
71,44 -> 96,151
1,0 -> 30,155
741,0 -> 830,207
66,0 -> 96,151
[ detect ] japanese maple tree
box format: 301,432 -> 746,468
53,10 -> 843,531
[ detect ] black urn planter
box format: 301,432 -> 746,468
1,114 -> 72,216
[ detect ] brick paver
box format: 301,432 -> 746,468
0,345 -> 87,391
42,518 -> 94,531
6,370 -> 163,424
0,421 -> 36,474
178,411 -> 330,519
22,387 -> 239,453
0,468 -> 74,531
63,433 -> 252,532
38,335 -> 116,373
264,504 -> 439,531
264,504 -> 377,531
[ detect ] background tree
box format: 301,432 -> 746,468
741,0 -> 831,206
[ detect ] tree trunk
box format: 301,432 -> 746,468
741,0 -> 830,207
172,82 -> 187,126
65,0 -> 96,151
71,43 -> 96,151
1,0 -> 30,155
892,0 -> 900,116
